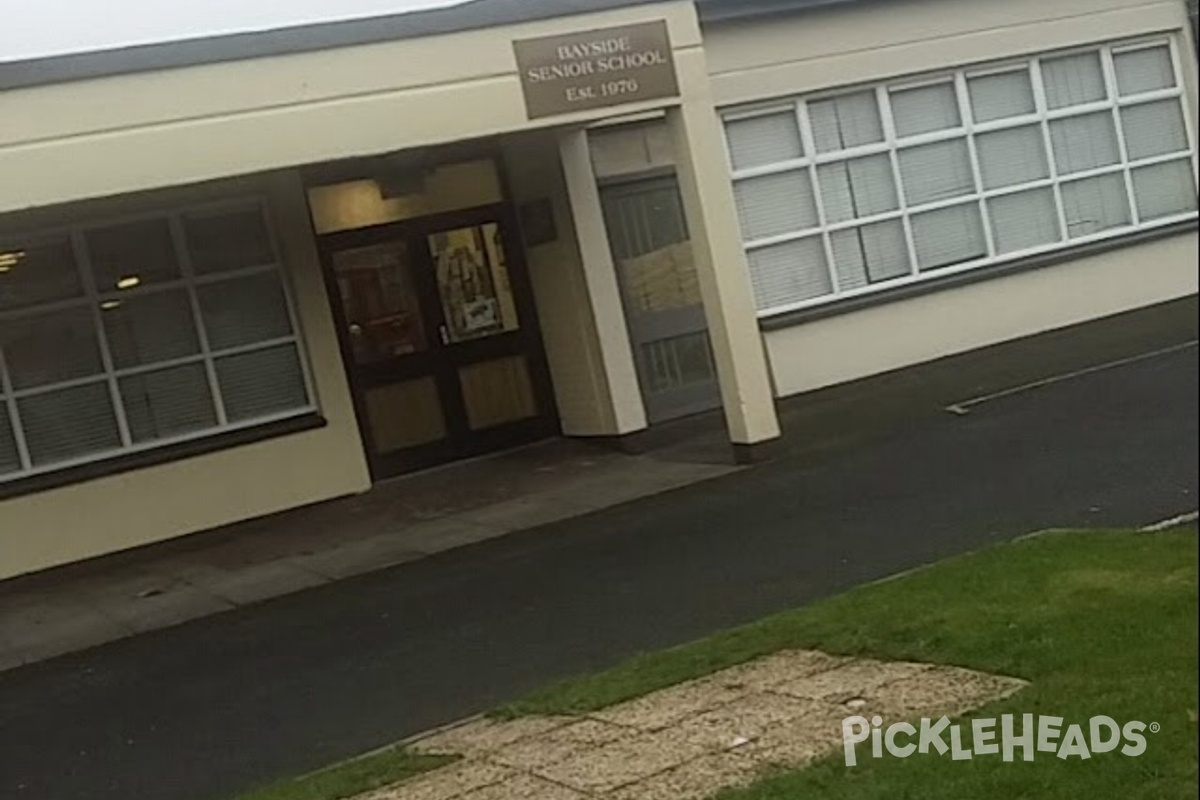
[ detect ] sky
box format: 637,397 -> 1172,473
0,0 -> 476,63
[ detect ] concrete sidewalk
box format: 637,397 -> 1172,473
0,437 -> 739,673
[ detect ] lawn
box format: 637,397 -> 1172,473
499,528 -> 1199,799
232,747 -> 455,800
233,527 -> 1197,799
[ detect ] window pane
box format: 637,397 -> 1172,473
725,112 -> 803,171
808,91 -> 884,153
1041,51 -> 1107,109
639,333 -> 715,393
968,69 -> 1036,123
19,382 -> 121,467
102,288 -> 200,369
890,81 -> 961,137
911,202 -> 987,270
976,125 -> 1050,190
332,241 -> 429,363
184,206 -> 276,274
86,218 -> 180,292
0,405 -> 19,476
0,235 -> 82,311
818,154 -> 898,224
989,188 -> 1062,254
120,363 -> 216,443
1132,159 -> 1199,221
899,139 -> 976,206
1120,99 -> 1189,161
1114,46 -> 1176,96
1061,173 -> 1132,238
216,344 -> 308,422
733,171 -> 819,240
1049,112 -> 1120,175
830,220 -> 910,290
2,306 -> 103,390
747,237 -> 831,309
198,272 -> 293,351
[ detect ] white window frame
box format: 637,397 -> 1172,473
723,35 -> 1199,318
0,197 -> 317,483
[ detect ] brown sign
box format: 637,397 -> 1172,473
513,21 -> 679,120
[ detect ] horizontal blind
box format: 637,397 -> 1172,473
911,203 -> 987,270
968,69 -> 1036,123
1120,99 -> 1190,161
747,237 -> 830,308
1049,112 -> 1121,174
1131,160 -> 1199,221
216,345 -> 309,423
1061,173 -> 1131,237
988,188 -> 1062,254
734,172 -> 819,240
899,139 -> 976,205
890,82 -> 961,137
725,112 -> 803,171
120,363 -> 217,444
1113,46 -> 1176,96
976,125 -> 1049,190
18,382 -> 122,467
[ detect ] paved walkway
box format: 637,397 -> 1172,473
0,438 -> 737,672
370,651 -> 1025,799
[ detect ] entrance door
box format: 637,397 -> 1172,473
600,176 -> 721,424
321,206 -> 558,478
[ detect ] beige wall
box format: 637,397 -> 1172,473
589,119 -> 676,180
703,0 -> 1200,398
501,131 -> 625,436
705,0 -> 1196,104
766,230 -> 1199,397
0,172 -> 371,580
0,2 -> 701,215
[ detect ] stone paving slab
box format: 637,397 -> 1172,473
380,649 -> 1028,800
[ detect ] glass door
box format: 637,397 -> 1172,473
322,206 -> 557,477
600,176 -> 721,424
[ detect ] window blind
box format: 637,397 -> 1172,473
0,201 -> 313,482
968,70 -> 1036,123
890,82 -> 961,138
723,37 -> 1198,316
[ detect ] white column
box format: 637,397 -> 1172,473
666,73 -> 781,451
557,128 -> 649,435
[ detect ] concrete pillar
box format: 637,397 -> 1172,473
666,78 -> 782,457
557,128 -> 649,436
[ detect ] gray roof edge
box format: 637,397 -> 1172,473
0,0 -> 866,93
696,0 -> 866,23
0,0 -> 659,92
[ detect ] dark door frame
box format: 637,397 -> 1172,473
317,203 -> 560,479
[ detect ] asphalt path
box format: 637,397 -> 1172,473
0,346 -> 1195,800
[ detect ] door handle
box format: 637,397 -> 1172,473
438,324 -> 450,345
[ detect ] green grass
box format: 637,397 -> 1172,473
495,528 -> 1199,800
232,747 -> 456,800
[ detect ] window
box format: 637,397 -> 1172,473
723,38 -> 1198,315
0,200 -> 314,483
